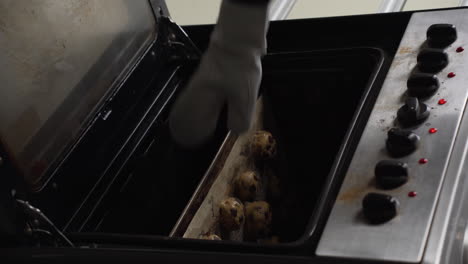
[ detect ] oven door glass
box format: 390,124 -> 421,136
0,0 -> 157,187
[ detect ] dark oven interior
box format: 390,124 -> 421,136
32,48 -> 385,246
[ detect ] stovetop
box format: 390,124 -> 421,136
3,5 -> 468,264
318,9 -> 468,263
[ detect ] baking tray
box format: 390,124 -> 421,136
169,48 -> 387,245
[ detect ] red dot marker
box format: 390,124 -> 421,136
457,47 -> 465,53
438,99 -> 447,105
448,72 -> 456,78
419,158 -> 428,164
429,128 -> 438,134
408,191 -> 418,198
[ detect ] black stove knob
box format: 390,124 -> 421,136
362,193 -> 399,224
417,48 -> 449,73
427,24 -> 457,48
407,73 -> 440,98
375,160 -> 409,189
397,97 -> 430,127
386,128 -> 420,157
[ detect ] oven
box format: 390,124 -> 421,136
1,1 -> 468,264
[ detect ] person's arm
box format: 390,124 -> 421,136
169,0 -> 270,148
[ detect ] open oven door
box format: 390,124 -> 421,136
0,0 -> 393,261
0,0 -> 165,246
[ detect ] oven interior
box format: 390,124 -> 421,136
58,48 -> 385,245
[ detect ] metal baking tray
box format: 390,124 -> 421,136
168,48 -> 388,244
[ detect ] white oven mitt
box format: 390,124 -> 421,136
169,0 -> 270,148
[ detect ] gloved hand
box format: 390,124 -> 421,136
169,0 -> 270,148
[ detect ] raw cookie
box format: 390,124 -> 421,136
244,201 -> 272,241
235,170 -> 260,201
251,131 -> 277,159
219,197 -> 245,231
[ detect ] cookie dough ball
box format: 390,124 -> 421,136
199,233 -> 221,240
251,131 -> 277,159
219,197 -> 245,231
235,170 -> 260,201
244,201 -> 272,240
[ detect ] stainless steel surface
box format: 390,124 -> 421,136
464,224 -> 468,264
460,0 -> 468,6
269,0 -> 297,20
378,0 -> 407,13
422,101 -> 468,264
0,0 -> 156,187
317,9 -> 468,263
